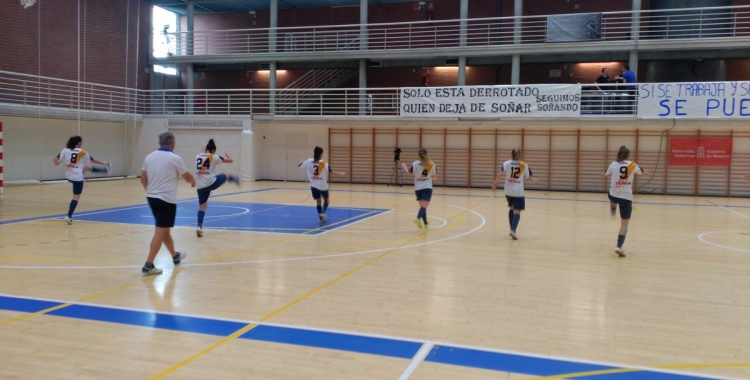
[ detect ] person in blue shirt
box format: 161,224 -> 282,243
620,64 -> 636,90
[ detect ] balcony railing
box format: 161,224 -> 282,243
159,5 -> 750,57
0,70 -> 638,118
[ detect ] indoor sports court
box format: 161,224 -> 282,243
2,0 -> 750,379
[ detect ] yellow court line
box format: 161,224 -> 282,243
149,197 -> 485,380
527,362 -> 750,380
633,204 -> 642,216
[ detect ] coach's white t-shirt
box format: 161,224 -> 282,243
142,148 -> 188,204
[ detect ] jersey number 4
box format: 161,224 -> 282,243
196,157 -> 211,171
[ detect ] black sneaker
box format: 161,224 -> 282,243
172,252 -> 187,266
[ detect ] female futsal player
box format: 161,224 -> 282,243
491,148 -> 539,240
600,145 -> 650,257
53,135 -> 111,225
298,146 -> 346,223
401,148 -> 438,229
195,139 -> 241,237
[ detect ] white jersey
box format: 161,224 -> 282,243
409,160 -> 437,191
58,148 -> 92,182
606,160 -> 642,201
300,158 -> 331,191
502,160 -> 532,197
195,153 -> 225,189
142,149 -> 189,204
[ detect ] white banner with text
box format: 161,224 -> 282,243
637,81 -> 750,118
399,85 -> 582,118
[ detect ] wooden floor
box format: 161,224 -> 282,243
1,178 -> 750,379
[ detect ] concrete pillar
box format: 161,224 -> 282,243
186,2 -> 194,56
458,57 -> 467,86
511,54 -> 520,84
270,0 -> 278,53
270,62 -> 277,115
359,59 -> 367,115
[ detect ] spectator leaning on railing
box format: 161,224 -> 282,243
594,68 -> 611,91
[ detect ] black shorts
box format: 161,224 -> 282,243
415,188 -> 433,201
147,197 -> 177,228
608,194 -> 633,219
506,195 -> 526,210
311,187 -> 329,200
69,180 -> 84,195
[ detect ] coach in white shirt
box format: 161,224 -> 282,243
140,131 -> 196,275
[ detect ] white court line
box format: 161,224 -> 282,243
0,293 -> 736,380
0,203 -> 485,269
398,342 -> 434,380
697,231 -> 750,253
705,199 -> 750,220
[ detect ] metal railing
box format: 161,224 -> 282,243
160,5 -> 750,57
0,71 -> 639,117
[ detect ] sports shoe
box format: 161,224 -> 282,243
509,231 -> 518,240
63,216 -> 73,225
196,227 -> 203,237
319,213 -> 327,223
106,161 -> 112,174
232,175 -> 242,188
413,218 -> 424,229
172,252 -> 187,266
615,247 -> 626,257
142,265 -> 163,276
424,221 -> 430,229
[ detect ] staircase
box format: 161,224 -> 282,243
277,68 -> 357,115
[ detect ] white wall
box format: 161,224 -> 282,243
0,115 -> 136,182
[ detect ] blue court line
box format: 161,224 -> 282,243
0,294 -> 722,380
0,187 -> 280,227
426,345 -> 617,376
240,325 -> 422,359
285,187 -> 750,209
0,295 -> 61,313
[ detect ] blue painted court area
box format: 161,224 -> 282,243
72,201 -> 389,235
0,295 -> 724,380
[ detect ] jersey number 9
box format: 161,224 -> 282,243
619,166 -> 628,179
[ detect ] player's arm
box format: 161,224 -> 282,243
53,153 -> 61,166
90,157 -> 108,165
222,152 -> 234,164
140,171 -> 148,190
638,169 -> 650,176
491,170 -> 505,192
600,166 -> 613,179
401,163 -> 412,173
525,168 -> 539,184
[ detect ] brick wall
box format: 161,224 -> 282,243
185,69 -> 306,89
0,0 -> 149,89
727,58 -> 750,81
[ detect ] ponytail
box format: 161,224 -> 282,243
313,146 -> 324,162
205,139 -> 217,153
617,145 -> 630,161
66,136 -> 82,150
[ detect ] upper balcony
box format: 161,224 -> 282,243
154,5 -> 750,64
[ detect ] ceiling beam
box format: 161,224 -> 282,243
179,0 -> 214,13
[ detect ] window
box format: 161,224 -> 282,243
152,6 -> 178,58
